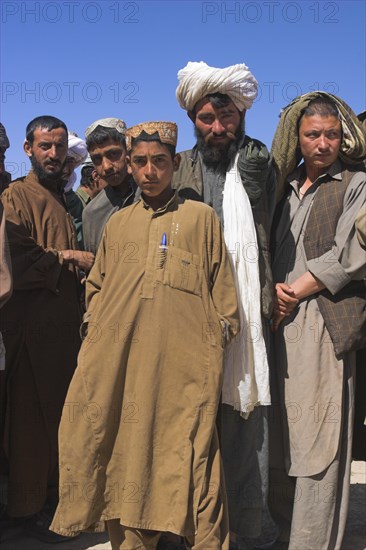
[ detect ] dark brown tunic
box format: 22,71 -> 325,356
0,170 -> 82,516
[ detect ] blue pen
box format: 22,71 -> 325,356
158,232 -> 168,268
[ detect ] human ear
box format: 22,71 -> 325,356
173,153 -> 181,172
23,140 -> 32,158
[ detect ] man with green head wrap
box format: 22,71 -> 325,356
268,92 -> 366,550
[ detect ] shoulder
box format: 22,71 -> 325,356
178,197 -> 219,221
335,162 -> 366,195
83,189 -> 107,215
101,200 -> 139,237
1,176 -> 31,205
177,149 -> 194,160
240,135 -> 270,160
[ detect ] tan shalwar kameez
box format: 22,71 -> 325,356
51,194 -> 240,549
270,161 -> 366,550
0,171 -> 82,517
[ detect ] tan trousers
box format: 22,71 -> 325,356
107,429 -> 229,550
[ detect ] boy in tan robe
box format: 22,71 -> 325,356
51,122 -> 240,549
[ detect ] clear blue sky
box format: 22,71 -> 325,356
1,0 -> 365,181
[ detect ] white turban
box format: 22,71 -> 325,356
64,133 -> 88,192
176,61 -> 258,112
67,134 -> 88,166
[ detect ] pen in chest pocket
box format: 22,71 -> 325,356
158,232 -> 168,268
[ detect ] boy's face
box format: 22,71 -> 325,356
127,140 -> 180,202
89,138 -> 127,187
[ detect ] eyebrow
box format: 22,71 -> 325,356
132,153 -> 168,160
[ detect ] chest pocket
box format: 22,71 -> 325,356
164,247 -> 202,296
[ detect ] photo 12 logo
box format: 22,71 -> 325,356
201,2 -> 340,24
1,81 -> 140,104
1,1 -> 140,24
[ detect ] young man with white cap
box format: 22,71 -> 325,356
82,118 -> 136,254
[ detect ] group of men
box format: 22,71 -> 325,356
0,61 -> 365,550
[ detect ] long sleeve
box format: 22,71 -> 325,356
1,188 -> 63,292
306,171 -> 366,294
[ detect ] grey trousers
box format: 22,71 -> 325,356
268,363 -> 355,550
220,404 -> 269,538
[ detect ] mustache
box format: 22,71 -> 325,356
205,130 -> 236,144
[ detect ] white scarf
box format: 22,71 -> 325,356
222,153 -> 271,417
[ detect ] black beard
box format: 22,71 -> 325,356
30,155 -> 64,186
195,125 -> 244,175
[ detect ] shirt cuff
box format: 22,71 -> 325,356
44,249 -> 64,293
307,251 -> 351,295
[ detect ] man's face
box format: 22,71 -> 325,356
193,98 -> 242,150
24,127 -> 68,179
127,141 -> 180,200
89,138 -> 127,187
62,156 -> 78,182
299,114 -> 342,172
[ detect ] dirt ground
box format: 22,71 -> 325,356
1,461 -> 365,550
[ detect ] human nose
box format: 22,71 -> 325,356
101,157 -> 113,173
145,160 -> 156,178
317,134 -> 330,150
48,145 -> 58,159
211,118 -> 225,134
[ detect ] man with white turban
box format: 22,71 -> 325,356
174,61 -> 276,550
61,133 -> 92,249
82,118 -> 136,254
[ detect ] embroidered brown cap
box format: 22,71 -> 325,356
126,121 -> 177,151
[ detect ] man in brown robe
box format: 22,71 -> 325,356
0,116 -> 94,542
51,122 -> 240,549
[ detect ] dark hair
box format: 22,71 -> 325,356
25,115 -> 67,145
86,126 -> 126,151
300,98 -> 339,122
191,92 -> 232,116
130,132 -> 176,158
80,164 -> 94,187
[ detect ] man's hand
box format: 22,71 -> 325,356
60,250 -> 95,272
271,282 -> 299,331
275,282 -> 299,313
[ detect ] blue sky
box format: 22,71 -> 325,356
1,0 -> 365,181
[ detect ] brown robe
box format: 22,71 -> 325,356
0,170 -> 82,516
51,195 -> 240,538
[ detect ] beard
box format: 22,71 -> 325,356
30,155 -> 65,186
195,122 -> 245,175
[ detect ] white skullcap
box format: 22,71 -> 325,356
85,118 -> 127,139
67,133 -> 88,166
176,61 -> 258,112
